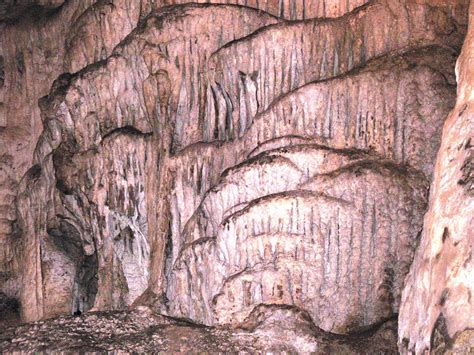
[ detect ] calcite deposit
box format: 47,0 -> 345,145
399,2 -> 474,353
0,0 -> 472,353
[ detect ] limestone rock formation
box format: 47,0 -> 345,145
0,0 -> 472,353
12,3 -> 279,322
399,2 -> 474,353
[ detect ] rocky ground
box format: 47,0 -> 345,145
0,306 -> 399,353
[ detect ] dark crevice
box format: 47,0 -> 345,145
75,253 -> 98,314
100,125 -> 153,143
0,1 -> 67,24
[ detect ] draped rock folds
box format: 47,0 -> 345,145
0,0 -> 471,352
13,3 -> 279,322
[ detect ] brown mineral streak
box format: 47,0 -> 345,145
0,0 -> 472,353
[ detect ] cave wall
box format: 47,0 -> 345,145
399,2 -> 474,353
0,0 -> 147,322
0,0 -> 472,352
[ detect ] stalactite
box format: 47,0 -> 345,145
0,0 -> 471,353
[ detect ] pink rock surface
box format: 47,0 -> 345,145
399,2 -> 474,353
0,0 -> 472,352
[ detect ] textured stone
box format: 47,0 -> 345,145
398,2 -> 474,354
0,0 -> 472,352
14,0 -> 462,327
205,0 -> 467,144
12,3 -> 278,322
0,307 -> 399,353
0,1 -> 102,305
168,153 -> 428,333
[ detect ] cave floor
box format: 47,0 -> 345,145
0,308 -> 399,353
